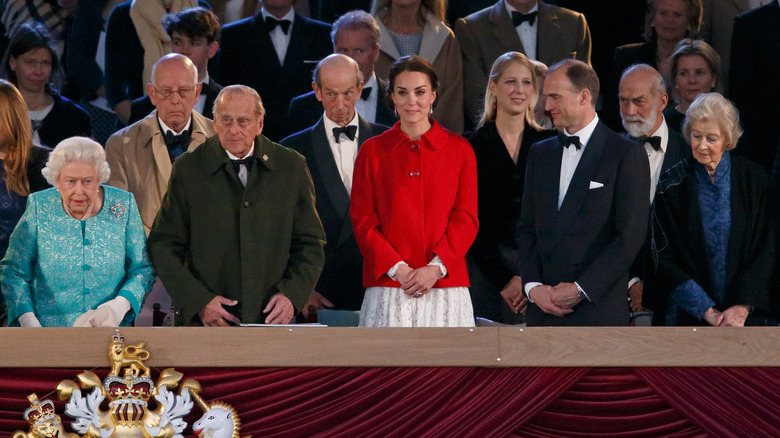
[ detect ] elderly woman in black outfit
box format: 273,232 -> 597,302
466,51 -> 555,324
652,93 -> 773,326
0,23 -> 90,148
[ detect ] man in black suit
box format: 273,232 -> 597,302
285,10 -> 395,138
281,54 -> 389,317
128,7 -> 223,125
516,59 -> 650,326
217,0 -> 331,141
729,0 -> 780,173
618,64 -> 690,319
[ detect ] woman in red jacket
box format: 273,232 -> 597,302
351,55 -> 479,327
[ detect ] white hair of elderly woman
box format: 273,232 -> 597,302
42,136 -> 111,187
682,92 -> 743,151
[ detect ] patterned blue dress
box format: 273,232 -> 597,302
0,185 -> 154,326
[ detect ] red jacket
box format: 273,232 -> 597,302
351,120 -> 479,288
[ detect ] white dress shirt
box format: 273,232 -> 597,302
506,2 -> 539,60
558,114 -> 600,209
159,115 -> 192,136
355,73 -> 378,124
323,112 -> 360,195
262,7 -> 294,65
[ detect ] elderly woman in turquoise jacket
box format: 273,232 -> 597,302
1,136 -> 153,327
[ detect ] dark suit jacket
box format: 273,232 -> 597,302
128,79 -> 223,125
516,120 -> 650,326
284,77 -> 395,138
454,0 -> 592,129
730,0 -> 780,172
147,134 -> 326,325
627,124 -> 691,297
280,116 -> 388,310
217,12 -> 332,142
602,40 -> 657,132
466,121 -> 556,322
652,154 -> 774,325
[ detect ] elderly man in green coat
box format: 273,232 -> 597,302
148,85 -> 325,326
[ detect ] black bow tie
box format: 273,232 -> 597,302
163,130 -> 190,160
511,11 -> 537,27
265,16 -> 291,34
361,87 -> 372,101
558,132 -> 581,150
332,125 -> 357,143
631,135 -> 662,151
231,156 -> 254,173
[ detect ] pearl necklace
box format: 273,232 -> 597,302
63,201 -> 94,221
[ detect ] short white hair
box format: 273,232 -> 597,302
42,136 -> 110,186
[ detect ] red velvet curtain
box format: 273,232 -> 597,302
1,367 -> 779,437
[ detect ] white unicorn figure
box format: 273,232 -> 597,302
192,403 -> 239,438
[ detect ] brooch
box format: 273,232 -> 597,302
110,204 -> 126,218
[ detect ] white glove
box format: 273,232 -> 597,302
73,297 -> 132,327
73,309 -> 97,327
18,312 -> 42,327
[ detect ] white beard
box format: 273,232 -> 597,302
622,109 -> 658,138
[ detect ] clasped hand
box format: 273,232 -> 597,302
529,282 -> 582,317
704,305 -> 750,327
397,264 -> 439,297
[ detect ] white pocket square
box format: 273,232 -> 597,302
589,181 -> 604,189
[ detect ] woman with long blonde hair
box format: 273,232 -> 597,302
466,52 -> 555,324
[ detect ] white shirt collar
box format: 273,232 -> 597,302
565,113 -> 600,149
363,73 -> 378,95
158,115 -> 192,136
505,2 -> 539,16
261,7 -> 294,24
225,143 -> 255,161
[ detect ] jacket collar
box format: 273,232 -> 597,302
383,118 -> 448,151
203,134 -> 277,174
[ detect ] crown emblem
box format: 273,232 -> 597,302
23,394 -> 56,426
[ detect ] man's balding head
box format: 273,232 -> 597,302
148,53 -> 201,132
313,54 -> 364,127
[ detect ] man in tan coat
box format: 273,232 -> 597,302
106,53 -> 216,234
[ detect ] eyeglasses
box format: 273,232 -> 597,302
153,85 -> 197,100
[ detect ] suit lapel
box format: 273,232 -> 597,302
146,114 -> 174,202
548,123 -> 608,254
490,0 -> 524,55
202,80 -> 221,119
282,15 -> 312,76
312,119 -> 350,221
536,1 -> 561,63
375,78 -> 395,125
251,15 -> 282,71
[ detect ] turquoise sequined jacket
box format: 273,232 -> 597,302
0,185 -> 154,326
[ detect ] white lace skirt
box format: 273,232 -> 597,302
359,287 -> 475,327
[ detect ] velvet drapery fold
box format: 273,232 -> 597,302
1,367 -> 778,437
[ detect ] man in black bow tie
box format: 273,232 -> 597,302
148,85 -> 325,327
106,54 -> 215,234
285,10 -> 396,137
455,0 -> 592,130
216,0 -> 332,141
515,59 -> 650,326
618,64 -> 690,318
281,54 -> 388,320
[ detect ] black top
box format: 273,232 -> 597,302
36,94 -> 91,148
466,121 -> 556,291
663,107 -> 685,135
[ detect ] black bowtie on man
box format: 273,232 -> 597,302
281,54 -> 389,321
557,132 -> 581,150
516,59 -> 650,326
618,63 -> 691,321
511,10 -> 537,26
265,16 -> 291,33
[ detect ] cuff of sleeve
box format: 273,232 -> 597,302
575,281 -> 591,302
628,277 -> 641,290
524,282 -> 542,303
117,290 -> 141,320
428,255 -> 447,278
387,261 -> 407,281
